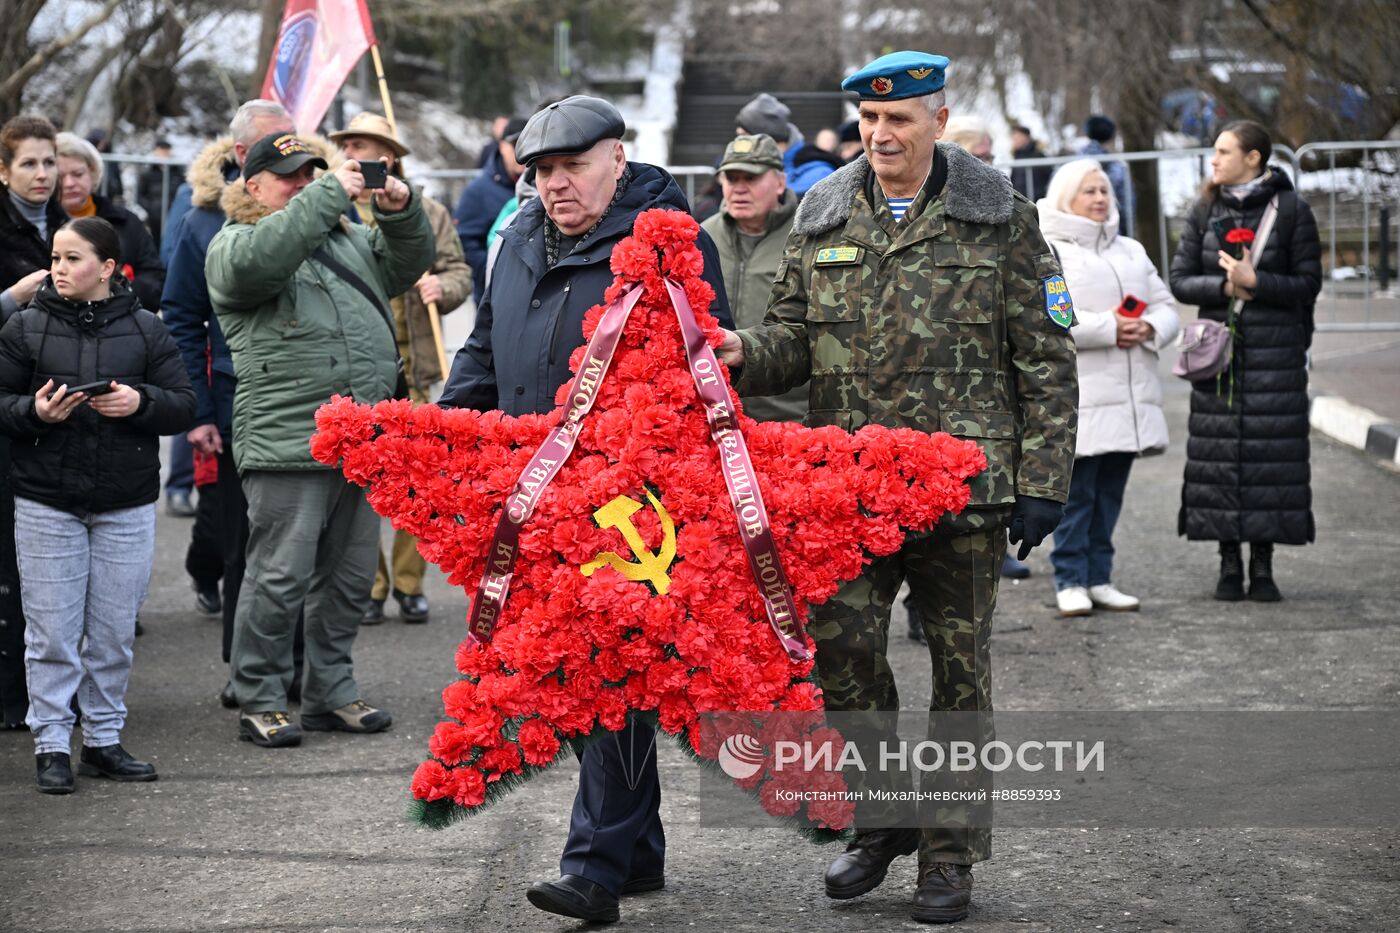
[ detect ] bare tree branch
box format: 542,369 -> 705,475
0,0 -> 124,101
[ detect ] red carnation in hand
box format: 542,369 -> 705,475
312,209 -> 985,838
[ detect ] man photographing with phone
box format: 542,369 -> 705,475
328,111 -> 473,626
205,130 -> 434,748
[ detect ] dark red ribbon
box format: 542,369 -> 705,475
664,280 -> 809,662
464,278 -> 811,663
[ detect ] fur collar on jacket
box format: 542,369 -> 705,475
195,134 -> 339,212
793,143 -> 1015,236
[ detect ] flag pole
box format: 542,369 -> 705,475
370,41 -> 450,383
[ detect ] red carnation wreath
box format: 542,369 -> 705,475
312,209 -> 985,839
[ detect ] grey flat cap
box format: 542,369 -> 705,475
514,96 -> 625,165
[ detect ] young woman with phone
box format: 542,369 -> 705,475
1037,159 -> 1180,617
0,216 -> 195,793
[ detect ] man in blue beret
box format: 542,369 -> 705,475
719,51 -> 1079,923
440,95 -> 734,925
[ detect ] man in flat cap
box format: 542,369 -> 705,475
206,132 -> 435,748
440,95 -> 733,925
700,134 -> 805,423
719,51 -> 1078,923
330,112 -> 474,626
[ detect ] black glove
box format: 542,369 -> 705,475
1007,495 -> 1065,561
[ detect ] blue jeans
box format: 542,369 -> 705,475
1050,453 -> 1135,591
15,498 -> 155,755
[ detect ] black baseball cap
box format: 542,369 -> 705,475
242,132 -> 329,181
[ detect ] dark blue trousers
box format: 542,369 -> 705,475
1050,452 -> 1136,590
559,718 -> 665,895
166,432 -> 195,492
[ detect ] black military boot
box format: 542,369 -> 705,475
1248,543 -> 1282,602
1213,542 -> 1245,601
79,743 -> 158,781
911,861 -> 974,923
825,827 -> 920,899
36,752 -> 75,794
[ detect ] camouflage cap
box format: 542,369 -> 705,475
718,134 -> 784,175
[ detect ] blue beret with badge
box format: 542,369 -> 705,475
841,51 -> 950,101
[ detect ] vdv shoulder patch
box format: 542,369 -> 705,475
815,246 -> 863,266
1043,273 -> 1074,328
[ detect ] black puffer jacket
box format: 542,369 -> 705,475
1169,168 -> 1321,544
0,277 -> 196,515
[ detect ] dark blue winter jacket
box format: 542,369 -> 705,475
453,148 -> 518,307
440,162 -> 732,415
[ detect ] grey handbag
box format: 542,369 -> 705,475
1172,195 -> 1279,383
1172,318 -> 1234,381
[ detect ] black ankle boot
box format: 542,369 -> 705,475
1248,543 -> 1282,602
1214,542 -> 1245,601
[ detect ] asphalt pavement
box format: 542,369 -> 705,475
2,372 -> 1399,933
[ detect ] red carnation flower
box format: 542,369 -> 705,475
1224,228 -> 1255,245
410,759 -> 453,801
517,718 -> 563,766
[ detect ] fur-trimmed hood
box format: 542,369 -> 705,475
194,133 -> 339,212
188,137 -> 238,209
793,142 -> 1015,236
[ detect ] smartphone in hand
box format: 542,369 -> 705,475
360,160 -> 388,189
1118,295 -> 1146,318
52,380 -> 116,399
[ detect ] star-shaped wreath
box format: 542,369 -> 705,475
311,209 -> 985,838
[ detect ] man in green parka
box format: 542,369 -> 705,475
699,133 -> 806,424
206,131 -> 434,748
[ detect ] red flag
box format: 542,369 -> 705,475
261,0 -> 376,135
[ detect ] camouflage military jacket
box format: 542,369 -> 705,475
735,145 -> 1078,507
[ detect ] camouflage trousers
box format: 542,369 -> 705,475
807,509 -> 1006,867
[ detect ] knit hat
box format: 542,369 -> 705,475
734,94 -> 792,144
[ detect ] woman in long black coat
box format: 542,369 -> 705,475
1169,120 -> 1321,602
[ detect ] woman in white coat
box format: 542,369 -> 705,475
1039,159 -> 1180,616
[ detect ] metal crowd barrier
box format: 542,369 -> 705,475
102,141 -> 1397,332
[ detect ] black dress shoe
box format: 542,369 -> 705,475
620,874 -> 665,895
526,874 -> 620,923
78,744 -> 158,782
195,584 -> 222,615
911,862 -> 974,923
394,592 -> 430,624
361,599 -> 386,625
825,827 -> 920,899
36,752 -> 74,794
219,680 -> 238,709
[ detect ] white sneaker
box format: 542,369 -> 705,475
1056,586 -> 1093,617
1088,584 -> 1140,612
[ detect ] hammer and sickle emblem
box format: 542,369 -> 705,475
580,489 -> 677,594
